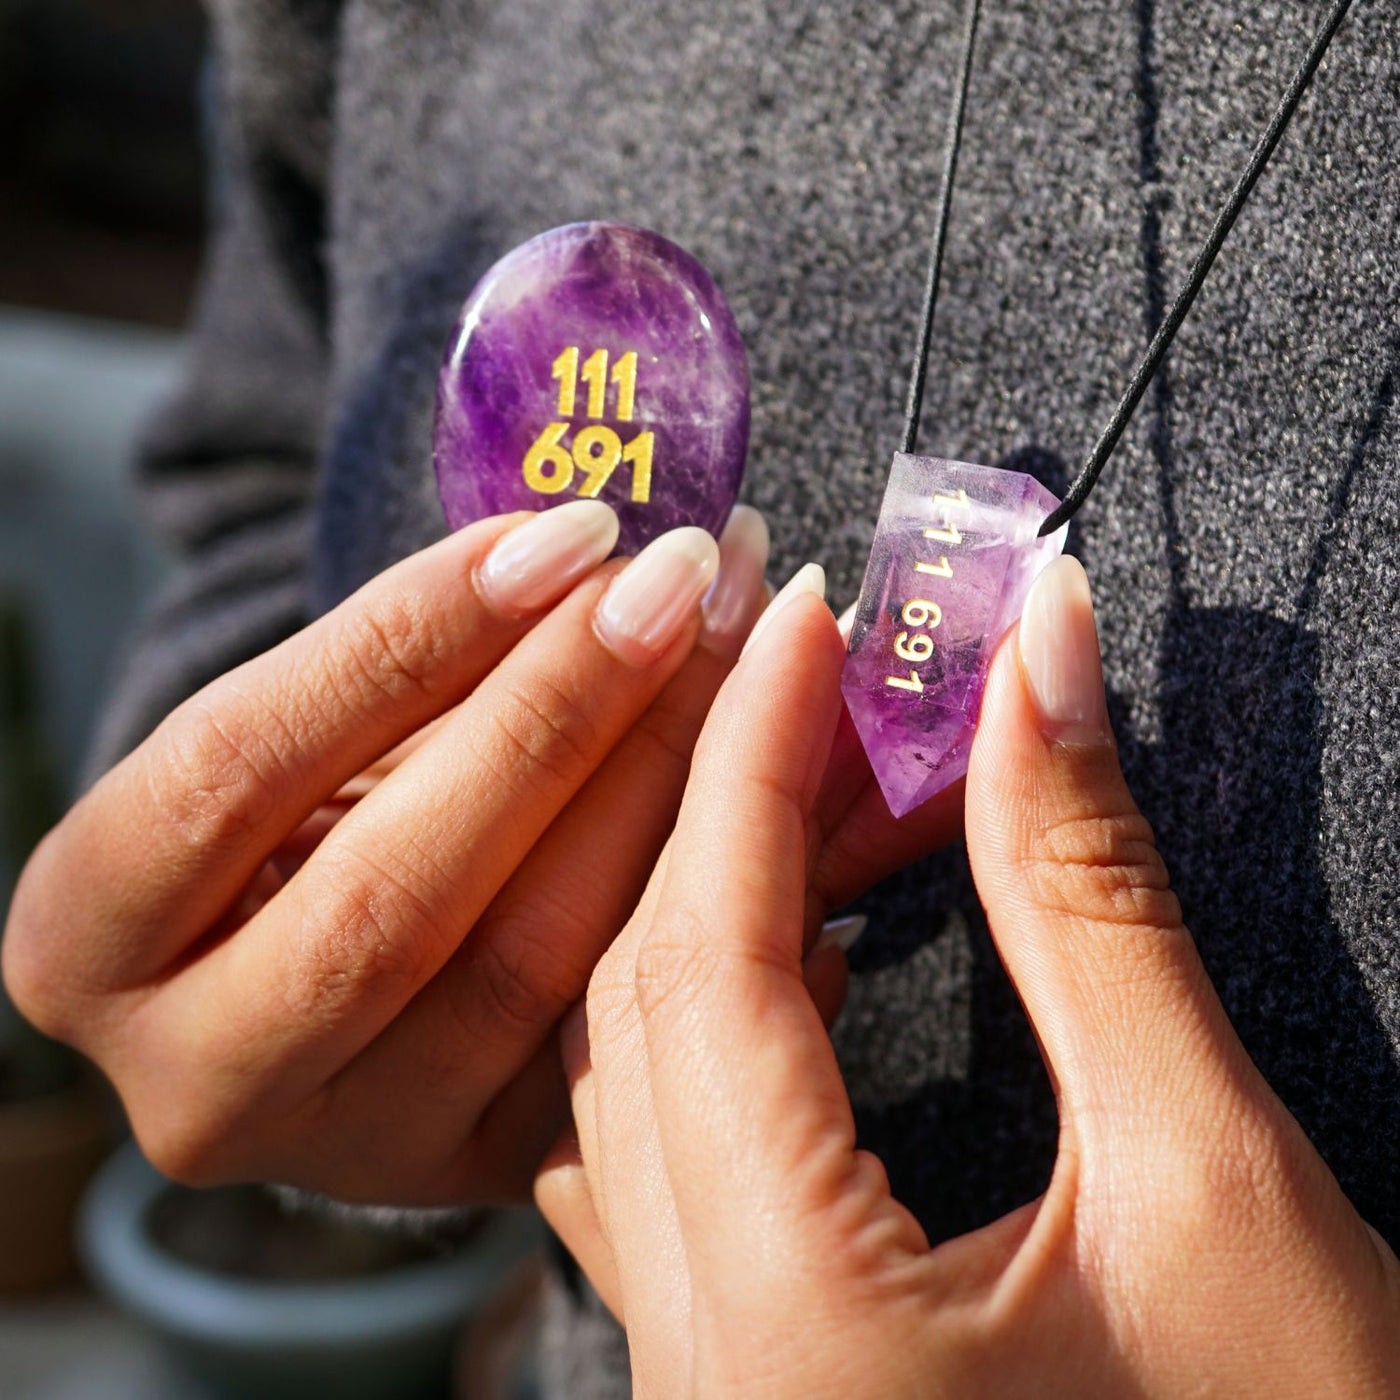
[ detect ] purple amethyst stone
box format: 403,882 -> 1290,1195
842,454 -> 1068,817
433,223 -> 750,556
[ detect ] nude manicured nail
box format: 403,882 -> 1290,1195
1017,556 -> 1112,746
478,501 -> 619,615
701,505 -> 771,654
815,913 -> 868,954
741,562 -> 826,657
595,526 -> 720,666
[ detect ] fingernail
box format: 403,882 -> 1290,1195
595,526 -> 720,666
835,600 -> 857,642
478,501 -> 620,615
701,505 -> 770,654
815,913 -> 867,954
741,563 -> 826,657
1017,556 -> 1112,745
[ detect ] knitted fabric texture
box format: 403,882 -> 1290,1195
91,2 -> 1400,1393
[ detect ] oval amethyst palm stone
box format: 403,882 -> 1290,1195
434,223 -> 750,556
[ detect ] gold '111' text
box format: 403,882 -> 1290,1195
521,346 -> 655,503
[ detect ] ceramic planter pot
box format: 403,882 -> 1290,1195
80,1143 -> 543,1400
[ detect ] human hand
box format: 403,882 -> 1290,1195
2,498 -> 961,1209
4,501 -> 773,1203
538,557 -> 1400,1398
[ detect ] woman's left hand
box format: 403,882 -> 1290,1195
537,557 -> 1400,1399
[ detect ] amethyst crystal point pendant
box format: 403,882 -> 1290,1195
841,455 -> 1068,817
433,223 -> 750,556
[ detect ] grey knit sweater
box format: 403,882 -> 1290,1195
94,2 -> 1400,1393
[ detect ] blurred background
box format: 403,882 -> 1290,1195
0,4 -> 540,1395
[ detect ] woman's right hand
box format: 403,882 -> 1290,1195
540,559 -> 1400,1399
2,501 -> 774,1204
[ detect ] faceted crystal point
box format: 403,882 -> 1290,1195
841,454 -> 1068,817
433,222 -> 750,556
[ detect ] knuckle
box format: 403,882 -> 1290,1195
1192,1101 -> 1303,1235
130,1095 -> 237,1188
289,847 -> 451,1021
1141,1104 -> 1308,1275
629,690 -> 702,776
120,1020 -> 268,1187
487,674 -> 601,797
584,946 -> 641,1048
633,911 -> 721,1023
2,846 -> 60,1031
468,906 -> 591,1037
153,694 -> 289,854
1026,808 -> 1183,933
137,1126 -> 224,1188
2,829 -> 93,1041
337,590 -> 451,715
465,927 -> 555,1037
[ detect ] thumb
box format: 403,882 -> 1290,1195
965,557 -> 1262,1148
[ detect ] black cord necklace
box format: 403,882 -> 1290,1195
903,0 -> 1359,534
841,0 -> 1360,818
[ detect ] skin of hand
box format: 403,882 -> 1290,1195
1,503 -> 955,1207
537,557 -> 1400,1399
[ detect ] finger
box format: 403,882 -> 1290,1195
563,843 -> 701,1391
316,646 -> 733,1198
634,576 -> 929,1314
964,557 -> 1265,1147
334,511 -> 769,1168
696,504 -> 771,659
802,917 -> 859,1029
811,704 -> 965,917
150,528 -> 720,1126
14,503 -> 619,1003
805,594 -> 964,928
572,907 -> 854,1384
557,998 -> 609,1257
535,1135 -> 624,1320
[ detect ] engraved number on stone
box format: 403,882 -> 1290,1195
573,425 -> 624,498
522,421 -> 574,494
611,352 -> 638,422
894,631 -> 933,663
886,602 -> 941,688
532,346 -> 652,502
902,599 -> 942,630
552,347 -> 580,418
886,491 -> 969,695
621,431 -> 654,503
581,349 -> 610,419
554,346 -> 638,422
924,488 -> 969,546
522,421 -> 654,503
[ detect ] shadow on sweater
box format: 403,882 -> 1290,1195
313,211 -> 504,611
849,0 -> 1400,1237
1144,602 -> 1400,1244
849,595 -> 1399,1251
1131,0 -> 1400,1244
